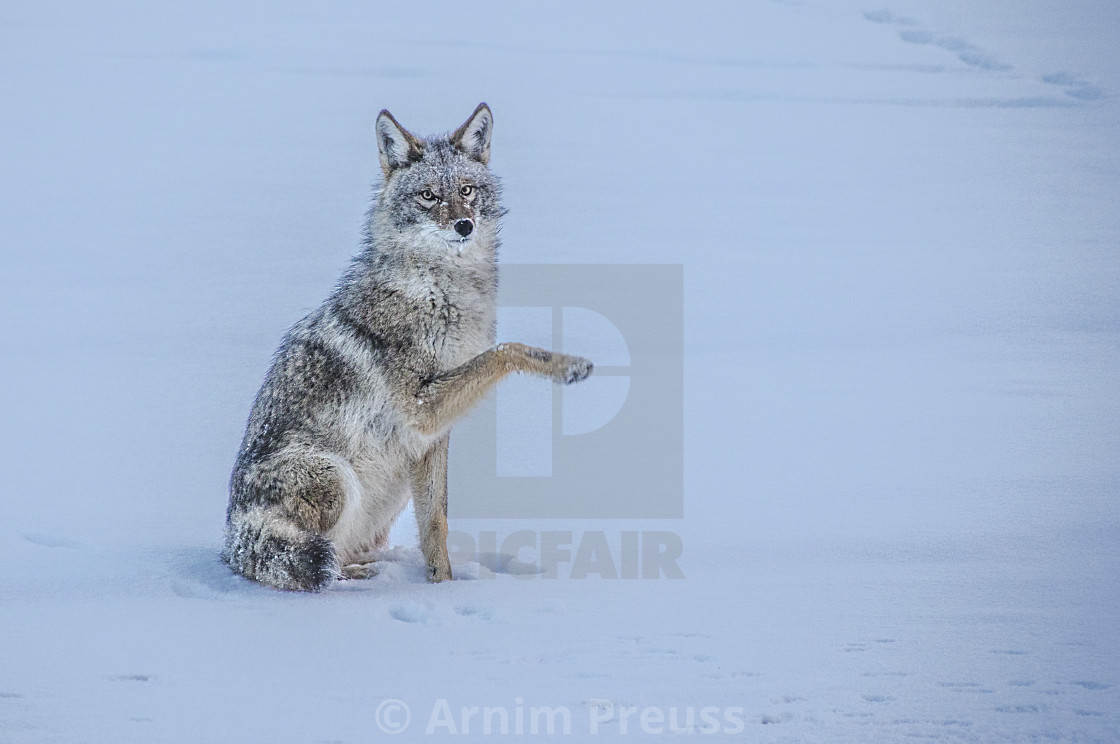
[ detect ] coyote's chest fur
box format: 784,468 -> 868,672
321,262 -> 497,561
397,265 -> 497,371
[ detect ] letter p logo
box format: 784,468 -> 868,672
449,264 -> 683,519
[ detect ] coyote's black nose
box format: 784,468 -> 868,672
454,219 -> 474,238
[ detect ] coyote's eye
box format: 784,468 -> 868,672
459,184 -> 474,198
418,188 -> 437,203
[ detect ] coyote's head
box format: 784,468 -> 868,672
372,103 -> 503,257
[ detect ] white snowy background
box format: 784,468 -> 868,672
2,1 -> 1118,741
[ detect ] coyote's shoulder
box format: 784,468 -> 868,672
223,104 -> 591,591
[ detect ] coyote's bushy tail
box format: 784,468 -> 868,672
222,507 -> 338,592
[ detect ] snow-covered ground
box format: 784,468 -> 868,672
2,1 -> 1118,741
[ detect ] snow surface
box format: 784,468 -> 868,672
2,1 -> 1119,741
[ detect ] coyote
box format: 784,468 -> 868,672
223,103 -> 593,591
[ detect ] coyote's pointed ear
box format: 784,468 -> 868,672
375,109 -> 423,178
451,103 -> 493,164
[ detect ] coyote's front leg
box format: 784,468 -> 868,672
407,343 -> 591,582
413,433 -> 452,582
410,343 -> 592,437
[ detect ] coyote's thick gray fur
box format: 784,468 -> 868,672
223,104 -> 593,591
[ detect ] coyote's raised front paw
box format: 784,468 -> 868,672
554,355 -> 593,385
500,343 -> 594,384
